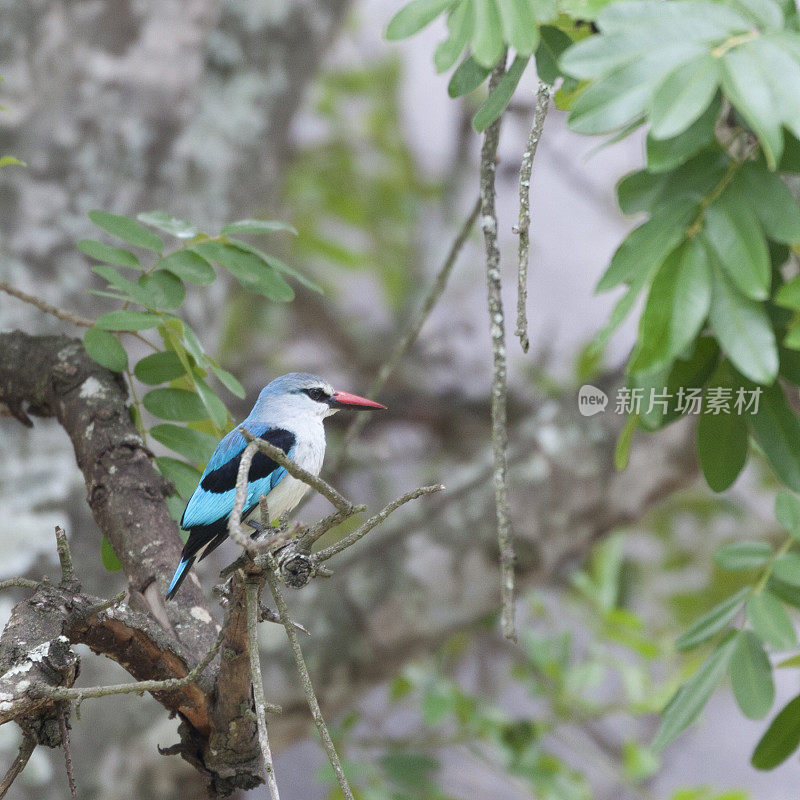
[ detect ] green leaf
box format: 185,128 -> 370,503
675,588 -> 749,651
0,155 -> 25,167
83,327 -> 128,372
707,263 -> 777,385
596,201 -> 693,292
94,310 -> 163,331
194,377 -> 229,429
435,1 -> 474,73
136,210 -> 198,239
569,43 -> 704,135
158,250 -> 216,285
649,54 -> 719,140
714,541 -> 773,571
77,240 -> 140,269
88,210 -> 164,252
729,0 -> 783,28
750,38 -> 800,144
730,631 -> 775,719
448,55 -> 491,97
614,413 -> 637,470
149,424 -> 219,464
776,490 -> 800,539
471,0 -> 505,68
747,593 -> 798,650
143,388 -> 209,422
631,238 -> 711,374
209,364 -> 246,399
92,264 -> 145,304
100,536 -> 122,572
773,552 -> 800,587
752,694 -> 800,769
646,94 -> 721,172
652,634 -> 738,751
133,351 -> 186,384
737,164 -> 800,246
137,270 -> 185,309
749,381 -> 800,491
227,239 -> 322,293
697,360 -> 749,492
704,189 -> 770,301
497,0 -> 539,56
155,456 -> 202,498
221,219 -> 298,237
473,55 -> 529,132
720,43 -> 783,171
386,0 -> 455,40
560,30 -> 663,81
775,275 -> 800,311
192,241 -> 294,301
379,752 -> 439,790
536,25 -> 573,85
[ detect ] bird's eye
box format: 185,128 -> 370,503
305,387 -> 329,403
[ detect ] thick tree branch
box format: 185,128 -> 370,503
0,331 -> 216,660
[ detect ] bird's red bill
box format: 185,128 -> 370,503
332,390 -> 387,410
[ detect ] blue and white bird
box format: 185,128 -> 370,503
166,372 -> 386,599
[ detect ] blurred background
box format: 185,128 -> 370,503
0,1 -> 793,798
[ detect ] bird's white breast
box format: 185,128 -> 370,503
263,420 -> 325,521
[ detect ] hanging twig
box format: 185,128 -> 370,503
0,281 -> 93,328
0,733 -> 36,799
58,702 -> 77,798
334,197 -> 482,470
514,82 -> 551,353
265,566 -> 355,800
245,580 -> 281,800
479,57 -> 518,642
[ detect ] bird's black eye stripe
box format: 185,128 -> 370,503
302,387 -> 330,403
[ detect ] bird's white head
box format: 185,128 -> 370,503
252,372 -> 386,425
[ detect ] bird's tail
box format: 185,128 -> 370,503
166,555 -> 196,600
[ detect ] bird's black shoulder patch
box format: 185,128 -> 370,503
200,428 -> 296,495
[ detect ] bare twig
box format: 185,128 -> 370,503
480,58 -> 518,642
0,578 -> 40,592
0,733 -> 36,799
54,526 -> 73,584
58,703 -> 77,798
514,82 -> 551,353
0,281 -> 93,327
239,428 -> 354,514
313,485 -> 445,564
265,566 -> 355,800
334,197 -> 482,469
245,580 -> 281,800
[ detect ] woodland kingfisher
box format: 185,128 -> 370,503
166,372 -> 386,599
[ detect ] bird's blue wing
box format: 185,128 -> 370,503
181,425 -> 295,530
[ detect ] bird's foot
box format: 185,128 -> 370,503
246,519 -> 266,539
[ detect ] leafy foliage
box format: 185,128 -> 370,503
77,208 -> 308,530
654,492 -> 800,763
385,0 -> 592,129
